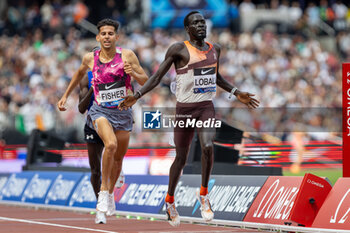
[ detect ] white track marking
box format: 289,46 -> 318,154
140,231 -> 261,233
29,218 -> 97,221
0,216 -> 119,233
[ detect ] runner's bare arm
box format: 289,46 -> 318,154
213,44 -> 259,109
118,43 -> 183,109
122,49 -> 148,85
57,52 -> 93,111
213,44 -> 236,93
78,73 -> 94,114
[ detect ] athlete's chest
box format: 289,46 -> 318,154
94,56 -> 125,80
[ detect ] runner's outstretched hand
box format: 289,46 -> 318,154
236,92 -> 260,109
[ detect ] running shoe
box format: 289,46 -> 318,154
115,170 -> 125,188
165,202 -> 180,227
96,190 -> 109,213
106,192 -> 116,216
196,191 -> 214,221
95,211 -> 106,224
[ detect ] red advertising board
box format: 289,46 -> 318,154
312,178 -> 350,230
289,173 -> 332,227
243,176 -> 303,225
343,63 -> 350,177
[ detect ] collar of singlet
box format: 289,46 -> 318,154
184,40 -> 213,54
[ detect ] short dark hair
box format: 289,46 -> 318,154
97,19 -> 119,32
184,10 -> 201,28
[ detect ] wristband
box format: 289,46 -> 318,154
135,90 -> 142,99
229,87 -> 238,99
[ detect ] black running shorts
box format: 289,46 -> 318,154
84,123 -> 103,145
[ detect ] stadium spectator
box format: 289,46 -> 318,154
0,0 -> 343,144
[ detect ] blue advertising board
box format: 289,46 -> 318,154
115,175 -> 168,214
21,171 -> 59,204
0,171 -> 35,202
151,0 -> 229,28
45,172 -> 84,206
160,174 -> 268,221
68,173 -> 97,208
0,174 -> 9,192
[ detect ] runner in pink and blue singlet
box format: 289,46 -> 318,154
92,47 -> 133,108
87,47 -> 134,132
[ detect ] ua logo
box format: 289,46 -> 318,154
86,134 -> 94,140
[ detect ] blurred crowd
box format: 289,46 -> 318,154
0,27 -> 342,144
0,0 -> 346,144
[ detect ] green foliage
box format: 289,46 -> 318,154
283,168 -> 343,186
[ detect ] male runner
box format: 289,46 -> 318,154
58,19 -> 147,217
119,11 -> 259,226
79,69 -> 125,224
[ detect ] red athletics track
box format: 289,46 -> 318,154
0,205 -> 273,233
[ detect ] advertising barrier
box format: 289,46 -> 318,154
1,171 -> 348,232
45,172 -> 84,206
0,174 -> 9,192
244,176 -> 303,225
244,174 -> 332,227
0,171 -> 84,205
343,63 -> 350,177
68,173 -> 97,208
312,177 -> 350,230
161,174 -> 268,221
21,172 -> 59,203
115,175 -> 168,214
0,171 -> 36,202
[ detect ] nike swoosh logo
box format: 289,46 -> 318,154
111,63 -> 119,67
105,83 -> 117,89
201,68 -> 213,75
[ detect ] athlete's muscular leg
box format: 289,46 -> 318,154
94,117 -> 118,191
168,128 -> 195,196
108,130 -> 130,193
197,128 -> 215,188
87,143 -> 104,198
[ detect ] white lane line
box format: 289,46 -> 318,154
0,216 -> 119,233
141,231 -> 259,233
29,218 -> 96,221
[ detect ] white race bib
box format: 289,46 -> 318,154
98,81 -> 126,107
193,67 -> 216,94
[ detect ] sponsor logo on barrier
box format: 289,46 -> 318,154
252,180 -> 299,219
244,176 -> 303,224
330,189 -> 350,224
162,175 -> 267,221
21,173 -> 53,202
0,173 -> 34,201
119,183 -> 168,206
0,176 -> 8,192
210,185 -> 261,214
343,63 -> 350,177
45,173 -> 83,205
312,178 -> 350,230
115,175 -> 169,213
68,174 -> 96,208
